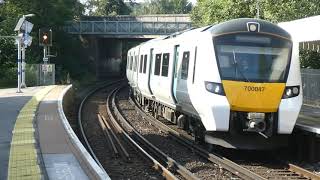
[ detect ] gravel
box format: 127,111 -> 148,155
116,87 -> 237,180
80,85 -> 163,180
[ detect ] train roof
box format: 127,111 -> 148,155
208,18 -> 291,39
134,18 -> 291,50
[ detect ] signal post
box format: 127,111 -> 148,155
39,28 -> 52,85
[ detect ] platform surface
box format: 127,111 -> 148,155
36,85 -> 88,180
0,86 -> 44,180
296,105 -> 320,134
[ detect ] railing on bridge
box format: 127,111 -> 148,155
65,15 -> 192,36
301,68 -> 320,106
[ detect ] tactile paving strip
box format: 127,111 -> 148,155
8,86 -> 56,180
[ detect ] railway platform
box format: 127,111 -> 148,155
0,85 -> 109,180
296,105 -> 320,134
294,105 -> 320,162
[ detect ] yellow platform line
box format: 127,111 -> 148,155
8,86 -> 56,180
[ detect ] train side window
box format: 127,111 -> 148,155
143,54 -> 147,74
154,53 -> 162,75
161,53 -> 170,77
181,51 -> 190,80
139,55 -> 143,73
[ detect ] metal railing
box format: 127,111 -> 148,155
301,68 -> 320,106
65,20 -> 192,36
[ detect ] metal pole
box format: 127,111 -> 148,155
21,45 -> 26,88
17,37 -> 22,93
256,0 -> 260,19
43,46 -> 47,85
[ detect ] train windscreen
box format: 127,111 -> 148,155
213,33 -> 292,82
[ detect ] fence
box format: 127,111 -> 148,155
26,64 -> 55,86
301,68 -> 320,106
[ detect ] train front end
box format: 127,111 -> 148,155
202,19 -> 302,149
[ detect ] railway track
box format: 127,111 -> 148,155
78,81 -> 163,179
79,82 -> 201,179
108,86 -> 201,179
115,86 -> 320,180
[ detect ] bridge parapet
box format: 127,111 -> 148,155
65,15 -> 192,37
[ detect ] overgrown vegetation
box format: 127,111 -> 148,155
0,0 -> 90,87
0,0 -> 319,88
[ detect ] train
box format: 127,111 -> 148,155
126,18 -> 302,149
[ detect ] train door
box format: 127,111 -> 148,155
148,48 -> 154,95
172,45 -> 180,102
174,47 -> 196,113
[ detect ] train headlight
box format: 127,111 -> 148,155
282,86 -> 300,99
205,81 -> 225,96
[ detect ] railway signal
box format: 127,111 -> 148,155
39,28 -> 52,46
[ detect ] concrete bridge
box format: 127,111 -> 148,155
65,14 -> 192,38
65,14 -> 192,79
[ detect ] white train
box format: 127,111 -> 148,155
126,18 -> 302,149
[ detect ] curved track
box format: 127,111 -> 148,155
117,86 -> 320,180
79,82 -> 186,179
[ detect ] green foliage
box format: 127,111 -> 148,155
191,0 -> 255,26
131,0 -> 192,15
85,0 -> 131,16
300,50 -> 320,69
0,0 -> 89,87
191,0 -> 320,27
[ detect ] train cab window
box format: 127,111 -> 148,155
161,53 -> 170,77
139,55 -> 143,73
154,54 -> 162,75
181,51 -> 190,80
130,56 -> 133,70
143,55 -> 148,74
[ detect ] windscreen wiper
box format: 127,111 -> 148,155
232,50 -> 250,82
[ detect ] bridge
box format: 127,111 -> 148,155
65,14 -> 192,38
65,14 -> 192,79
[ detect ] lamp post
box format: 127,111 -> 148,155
244,0 -> 260,19
256,0 -> 260,19
21,14 -> 35,88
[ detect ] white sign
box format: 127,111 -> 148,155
23,33 -> 32,47
42,64 -> 53,72
14,18 -> 33,33
22,20 -> 33,33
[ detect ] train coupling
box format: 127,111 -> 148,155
245,112 -> 267,133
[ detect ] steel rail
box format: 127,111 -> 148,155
105,87 -> 179,180
288,163 -> 320,180
78,80 -> 124,170
129,96 -> 320,180
99,114 -> 130,160
109,87 -> 200,180
128,97 -> 266,180
97,114 -> 119,157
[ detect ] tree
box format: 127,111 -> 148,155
85,0 -> 131,16
0,0 -> 89,87
131,0 -> 192,15
191,0 -> 320,27
300,49 -> 320,69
